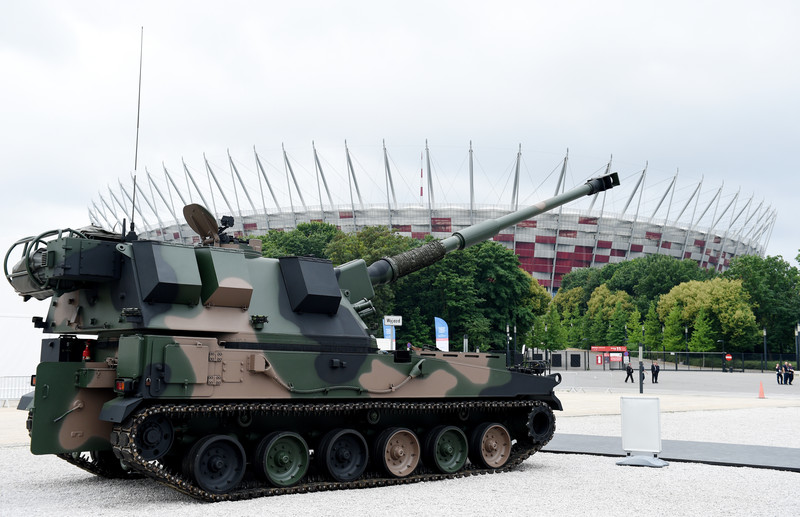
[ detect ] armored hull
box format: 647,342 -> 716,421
8,173 -> 618,500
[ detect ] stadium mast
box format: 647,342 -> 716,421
254,146 -> 282,226
548,151 -> 568,293
147,169 -> 183,240
204,154 -> 235,217
469,141 -> 475,225
313,141 -> 336,222
228,149 -> 257,214
589,156 -> 612,268
382,140 -> 398,229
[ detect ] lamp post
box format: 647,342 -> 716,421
642,324 -> 646,361
684,326 -> 689,371
506,324 -> 511,368
635,322 -> 644,394
638,341 -> 644,394
794,323 -> 799,364
544,323 -> 549,375
762,327 -> 767,372
513,324 -> 518,368
664,325 -> 673,371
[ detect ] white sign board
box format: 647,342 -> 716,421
620,397 -> 662,454
383,315 -> 403,326
375,338 -> 393,352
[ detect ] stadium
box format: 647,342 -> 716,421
88,142 -> 775,293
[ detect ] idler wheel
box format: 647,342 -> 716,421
424,425 -> 468,474
469,423 -> 512,469
527,404 -> 556,444
185,435 -> 246,494
318,428 -> 369,482
374,427 -> 421,478
134,414 -> 174,461
255,431 -> 309,487
89,450 -> 141,479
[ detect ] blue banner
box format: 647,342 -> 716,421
383,323 -> 394,340
434,317 -> 449,352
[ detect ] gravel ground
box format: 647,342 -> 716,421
1,404 -> 797,517
0,442 -> 796,517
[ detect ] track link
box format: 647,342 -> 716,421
58,451 -> 143,479
111,399 -> 555,502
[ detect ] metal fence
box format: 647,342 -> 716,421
529,349 -> 798,373
639,350 -> 798,373
0,376 -> 32,407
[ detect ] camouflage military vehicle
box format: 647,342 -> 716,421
6,172 -> 618,501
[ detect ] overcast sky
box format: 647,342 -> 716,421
1,1 -> 798,376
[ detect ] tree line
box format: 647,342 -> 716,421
252,222 -> 800,354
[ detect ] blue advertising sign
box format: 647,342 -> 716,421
434,317 -> 449,352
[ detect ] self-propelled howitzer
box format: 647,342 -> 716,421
6,172 -> 619,501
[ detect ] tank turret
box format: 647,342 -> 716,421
5,172 -> 619,501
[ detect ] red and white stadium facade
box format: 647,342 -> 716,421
90,143 -> 773,293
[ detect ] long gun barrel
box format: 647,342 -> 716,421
365,172 -> 620,285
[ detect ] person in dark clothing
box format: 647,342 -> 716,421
787,363 -> 794,385
625,363 -> 634,383
776,363 -> 784,385
784,362 -> 792,385
651,361 -> 660,383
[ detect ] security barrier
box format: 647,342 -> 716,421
0,376 -> 32,407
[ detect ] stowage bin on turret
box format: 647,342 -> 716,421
5,173 -> 619,501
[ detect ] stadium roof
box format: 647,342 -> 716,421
89,142 -> 774,291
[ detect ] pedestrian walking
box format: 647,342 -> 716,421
625,363 -> 634,383
776,363 -> 784,385
651,361 -> 660,383
784,362 -> 792,385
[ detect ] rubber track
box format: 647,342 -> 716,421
111,399 -> 555,502
57,451 -> 143,479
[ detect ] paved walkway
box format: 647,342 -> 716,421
544,369 -> 800,471
543,433 -> 800,472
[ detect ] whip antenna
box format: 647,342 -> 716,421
130,26 -> 144,235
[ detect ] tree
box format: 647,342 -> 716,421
643,302 -> 663,350
561,255 -> 713,317
657,278 -> 758,352
552,286 -> 585,317
662,305 -> 685,352
255,221 -> 342,258
587,284 -> 633,321
579,312 -> 594,349
542,305 -> 568,351
469,242 -> 537,347
527,275 -> 552,317
689,308 -> 715,352
607,254 -> 715,314
390,241 -> 538,350
325,226 -> 415,266
465,316 -> 492,352
607,303 -> 629,348
562,307 -> 586,349
559,264 -> 622,312
324,226 -> 420,339
626,308 -> 642,347
588,311 -> 607,347
724,254 -> 800,354
527,315 -> 547,352
393,250 -> 484,346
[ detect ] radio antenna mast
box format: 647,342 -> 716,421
129,26 -> 144,237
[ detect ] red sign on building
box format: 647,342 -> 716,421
590,346 -> 628,352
